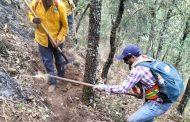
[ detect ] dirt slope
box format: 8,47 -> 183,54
0,1 -> 112,121
0,29 -> 114,122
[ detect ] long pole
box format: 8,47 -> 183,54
49,75 -> 94,87
49,75 -> 139,97
24,0 -> 69,63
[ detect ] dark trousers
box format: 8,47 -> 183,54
67,14 -> 73,36
38,41 -> 65,85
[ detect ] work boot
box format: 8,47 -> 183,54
48,85 -> 56,93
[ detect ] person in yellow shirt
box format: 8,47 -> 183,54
61,0 -> 75,36
28,0 -> 68,92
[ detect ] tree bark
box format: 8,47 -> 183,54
101,0 -> 125,80
177,77 -> 190,115
82,0 -> 102,104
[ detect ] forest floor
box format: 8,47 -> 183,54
0,32 -> 114,122
0,31 -> 184,122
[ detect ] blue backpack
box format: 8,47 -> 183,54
137,60 -> 184,103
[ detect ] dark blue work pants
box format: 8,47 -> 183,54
38,40 -> 65,85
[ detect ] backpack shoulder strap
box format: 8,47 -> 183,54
136,61 -> 152,68
131,55 -> 153,68
35,0 -> 40,10
137,61 -> 160,81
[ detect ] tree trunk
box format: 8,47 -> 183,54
101,0 -> 125,80
136,10 -> 143,44
174,15 -> 190,69
82,0 -> 102,104
76,3 -> 90,33
156,1 -> 173,59
146,5 -> 156,57
177,77 -> 190,115
162,46 -> 170,61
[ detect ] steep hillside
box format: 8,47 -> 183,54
0,1 -> 113,121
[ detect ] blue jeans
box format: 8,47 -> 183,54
128,102 -> 172,122
67,14 -> 73,36
38,41 -> 66,85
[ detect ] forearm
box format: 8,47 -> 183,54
105,85 -> 130,94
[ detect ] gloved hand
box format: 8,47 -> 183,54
94,84 -> 107,91
33,17 -> 41,24
55,39 -> 63,47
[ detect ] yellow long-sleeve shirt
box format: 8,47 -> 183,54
28,0 -> 68,47
61,0 -> 75,15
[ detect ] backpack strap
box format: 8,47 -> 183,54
35,0 -> 59,10
131,55 -> 153,68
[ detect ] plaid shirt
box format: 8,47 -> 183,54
105,66 -> 157,93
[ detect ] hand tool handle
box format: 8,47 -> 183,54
49,75 -> 95,87
49,75 -> 139,97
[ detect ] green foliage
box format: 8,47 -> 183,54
76,0 -> 190,79
76,0 -> 190,120
76,0 -> 190,78
76,0 -> 89,12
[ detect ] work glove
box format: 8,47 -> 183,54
33,17 -> 41,24
94,84 -> 107,92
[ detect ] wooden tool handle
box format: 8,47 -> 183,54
49,75 -> 139,97
49,75 -> 95,87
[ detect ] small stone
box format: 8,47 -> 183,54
75,97 -> 80,101
61,87 -> 68,92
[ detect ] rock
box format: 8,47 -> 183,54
61,87 -> 68,92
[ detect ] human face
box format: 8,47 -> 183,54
43,0 -> 53,8
123,56 -> 136,65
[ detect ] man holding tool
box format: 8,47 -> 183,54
94,44 -> 183,122
28,0 -> 68,92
